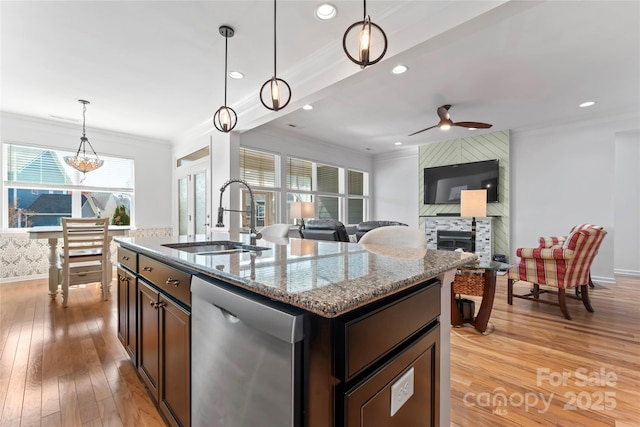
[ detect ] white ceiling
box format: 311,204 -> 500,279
1,1 -> 639,154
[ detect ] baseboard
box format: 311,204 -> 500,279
614,269 -> 640,277
591,275 -> 617,284
0,273 -> 47,284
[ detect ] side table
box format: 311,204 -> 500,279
450,261 -> 510,333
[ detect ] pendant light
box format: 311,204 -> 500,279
213,25 -> 238,133
260,0 -> 291,111
64,100 -> 104,173
342,0 -> 388,69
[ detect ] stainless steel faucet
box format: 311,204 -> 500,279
216,178 -> 262,245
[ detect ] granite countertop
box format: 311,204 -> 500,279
115,232 -> 476,318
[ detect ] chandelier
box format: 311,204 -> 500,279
64,100 -> 104,173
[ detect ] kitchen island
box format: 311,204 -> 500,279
114,232 -> 475,427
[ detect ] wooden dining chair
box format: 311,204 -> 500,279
59,217 -> 110,307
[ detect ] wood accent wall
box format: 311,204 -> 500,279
418,130 -> 510,260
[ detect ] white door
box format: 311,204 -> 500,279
177,159 -> 210,238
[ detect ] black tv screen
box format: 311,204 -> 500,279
423,159 -> 499,204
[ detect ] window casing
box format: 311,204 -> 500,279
3,143 -> 134,228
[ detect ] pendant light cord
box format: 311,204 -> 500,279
224,35 -> 229,105
81,103 -> 87,156
273,0 -> 277,77
363,0 -> 367,19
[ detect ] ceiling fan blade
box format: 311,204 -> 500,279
453,121 -> 493,129
437,104 -> 451,120
408,124 -> 438,136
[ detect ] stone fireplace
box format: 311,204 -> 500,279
425,217 -> 492,264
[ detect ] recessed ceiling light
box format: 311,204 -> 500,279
394,141 -> 403,146
228,71 -> 244,79
579,101 -> 595,108
315,3 -> 337,20
391,65 -> 408,74
302,104 -> 313,111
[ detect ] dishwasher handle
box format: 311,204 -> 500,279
192,276 -> 304,344
213,304 -> 241,324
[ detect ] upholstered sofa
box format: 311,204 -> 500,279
302,219 -> 350,242
355,220 -> 408,241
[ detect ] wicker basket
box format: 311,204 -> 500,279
453,270 -> 485,296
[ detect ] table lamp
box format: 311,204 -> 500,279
290,201 -> 314,237
460,189 -> 487,252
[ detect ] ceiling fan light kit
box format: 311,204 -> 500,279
409,104 -> 493,136
64,100 -> 104,173
213,25 -> 238,133
260,0 -> 292,112
342,0 -> 387,69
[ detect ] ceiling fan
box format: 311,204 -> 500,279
409,104 -> 492,136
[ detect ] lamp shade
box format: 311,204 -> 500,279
460,190 -> 487,218
290,201 -> 314,219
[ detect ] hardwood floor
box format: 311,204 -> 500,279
1,275 -> 638,426
0,279 -> 165,427
450,274 -> 640,427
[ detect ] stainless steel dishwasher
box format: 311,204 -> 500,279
191,276 -> 305,427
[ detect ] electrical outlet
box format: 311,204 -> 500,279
390,367 -> 414,416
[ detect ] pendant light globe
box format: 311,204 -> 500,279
260,0 -> 291,112
213,25 -> 237,133
342,1 -> 387,69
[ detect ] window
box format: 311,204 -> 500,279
347,169 -> 367,224
239,148 -> 280,228
4,143 -> 134,228
287,157 -> 312,191
285,157 -> 367,225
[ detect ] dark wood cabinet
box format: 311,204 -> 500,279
138,277 -> 191,427
117,264 -> 137,361
340,324 -> 439,427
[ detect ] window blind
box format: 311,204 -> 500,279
348,170 -> 364,195
287,157 -> 312,191
240,148 -> 277,188
317,164 -> 339,193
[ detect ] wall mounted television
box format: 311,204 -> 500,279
423,159 -> 499,204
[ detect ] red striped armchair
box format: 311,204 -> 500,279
507,224 -> 607,319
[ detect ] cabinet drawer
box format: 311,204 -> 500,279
139,254 -> 191,306
117,247 -> 137,272
334,280 -> 440,382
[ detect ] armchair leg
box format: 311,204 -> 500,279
588,273 -> 595,288
533,284 -> 540,300
580,284 -> 595,313
558,289 -> 571,320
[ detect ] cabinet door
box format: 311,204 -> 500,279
126,273 -> 137,361
342,325 -> 440,427
138,280 -> 160,401
117,268 -> 128,348
159,296 -> 191,427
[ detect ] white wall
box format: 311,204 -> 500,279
614,130 -> 640,275
372,147 -> 419,227
1,113 -> 173,228
510,113 -> 640,282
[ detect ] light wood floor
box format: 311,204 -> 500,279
1,275 -> 639,426
451,275 -> 640,427
0,279 -> 165,427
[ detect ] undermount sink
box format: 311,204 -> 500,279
163,240 -> 270,255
